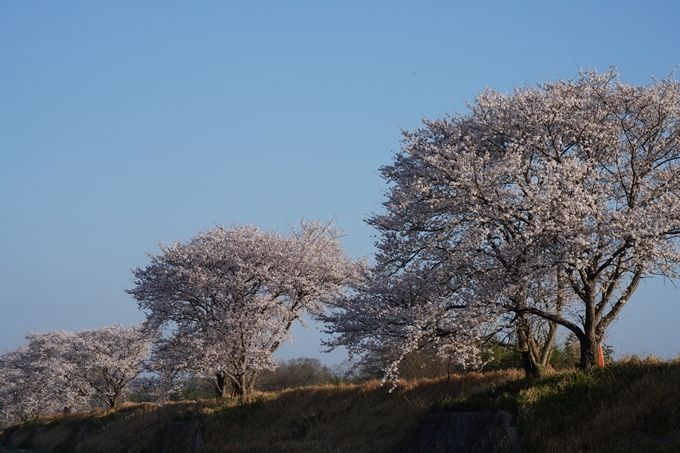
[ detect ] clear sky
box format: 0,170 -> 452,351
2,1 -> 680,365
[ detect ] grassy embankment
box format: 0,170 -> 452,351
2,356 -> 680,453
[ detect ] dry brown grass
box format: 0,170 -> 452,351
0,370 -> 523,453
4,359 -> 680,452
201,370 -> 523,453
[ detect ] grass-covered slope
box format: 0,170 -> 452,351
522,357 -> 680,452
2,357 -> 680,452
0,370 -> 521,453
441,356 -> 680,452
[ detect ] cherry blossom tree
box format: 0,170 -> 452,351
324,234 -> 567,381
323,259 -> 500,384
331,68 -> 680,375
0,344 -> 77,426
0,324 -> 152,426
128,221 -> 359,398
64,324 -> 154,408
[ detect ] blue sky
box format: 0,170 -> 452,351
1,1 -> 680,364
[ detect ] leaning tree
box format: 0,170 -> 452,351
128,220 -> 359,398
329,69 -> 680,376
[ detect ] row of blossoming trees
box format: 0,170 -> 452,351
2,69 -> 680,426
0,221 -> 359,426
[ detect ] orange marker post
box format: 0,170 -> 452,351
598,344 -> 605,367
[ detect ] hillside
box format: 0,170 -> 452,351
2,357 -> 680,453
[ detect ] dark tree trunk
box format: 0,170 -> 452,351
578,333 -> 600,371
214,373 -> 230,399
520,351 -> 543,380
515,313 -> 557,380
247,371 -> 258,395
229,373 -> 251,398
105,391 -> 119,408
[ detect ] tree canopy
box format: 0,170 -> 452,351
0,324 -> 152,426
128,220 -> 359,397
326,69 -> 680,379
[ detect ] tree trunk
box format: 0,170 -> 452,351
229,373 -> 250,398
214,372 -> 230,399
104,390 -> 119,409
578,278 -> 601,371
515,313 -> 556,380
578,333 -> 599,371
520,351 -> 543,379
247,371 -> 258,395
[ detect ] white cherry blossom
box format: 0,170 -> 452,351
328,69 -> 680,375
0,324 -> 152,426
128,220 -> 359,398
